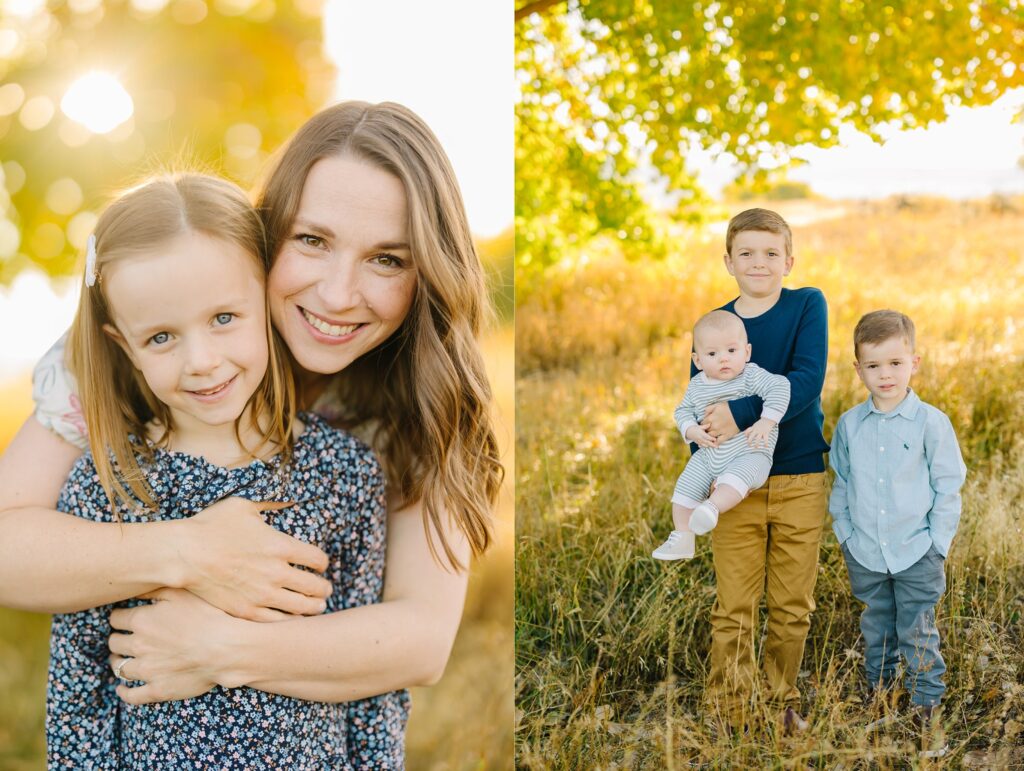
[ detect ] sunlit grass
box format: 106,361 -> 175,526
516,198 -> 1024,767
0,328 -> 513,771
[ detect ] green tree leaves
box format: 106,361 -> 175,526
515,0 -> 1024,268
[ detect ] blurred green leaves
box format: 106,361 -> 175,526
0,0 -> 335,283
515,0 -> 1024,269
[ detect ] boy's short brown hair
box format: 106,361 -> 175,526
726,208 -> 793,257
854,309 -> 916,359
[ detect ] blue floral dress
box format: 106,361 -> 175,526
45,413 -> 410,770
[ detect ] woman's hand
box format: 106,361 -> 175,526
701,402 -> 740,442
108,588 -> 253,705
176,497 -> 332,622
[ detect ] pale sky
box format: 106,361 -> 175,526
324,0 -> 512,238
691,88 -> 1024,200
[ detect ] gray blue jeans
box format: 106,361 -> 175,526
841,542 -> 947,706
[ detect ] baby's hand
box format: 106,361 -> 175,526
685,425 -> 718,449
745,418 -> 776,449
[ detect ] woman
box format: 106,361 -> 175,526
0,101 -> 503,767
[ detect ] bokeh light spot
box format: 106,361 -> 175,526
225,122 -> 261,159
3,0 -> 46,18
0,220 -> 21,259
130,0 -> 170,13
46,178 -> 83,216
0,83 -> 25,116
68,211 -> 99,250
19,95 -> 54,130
61,72 -> 134,134
0,29 -> 21,58
2,161 -> 26,194
171,0 -> 208,24
30,223 -> 65,260
68,0 -> 103,12
215,0 -> 256,16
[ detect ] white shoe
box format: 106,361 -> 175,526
652,530 -> 695,560
689,500 -> 720,535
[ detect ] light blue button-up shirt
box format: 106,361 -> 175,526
829,389 -> 966,574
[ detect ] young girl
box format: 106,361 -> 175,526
46,173 -> 391,769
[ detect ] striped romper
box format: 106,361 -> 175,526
672,362 -> 790,507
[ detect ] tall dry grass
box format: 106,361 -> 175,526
516,199 -> 1024,768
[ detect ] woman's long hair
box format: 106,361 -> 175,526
258,101 -> 502,569
68,173 -> 296,514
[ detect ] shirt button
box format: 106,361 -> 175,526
881,541 -> 887,546
880,509 -> 885,514
879,478 -> 884,483
880,447 -> 885,452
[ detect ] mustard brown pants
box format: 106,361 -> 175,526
706,472 -> 828,714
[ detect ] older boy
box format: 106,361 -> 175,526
830,310 -> 966,732
695,209 -> 830,731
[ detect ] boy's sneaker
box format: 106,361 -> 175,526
689,500 -> 720,535
914,705 -> 949,758
652,530 -> 695,560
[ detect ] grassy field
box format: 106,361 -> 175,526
516,199 -> 1024,768
0,327 -> 513,770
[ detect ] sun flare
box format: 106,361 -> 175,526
60,72 -> 134,134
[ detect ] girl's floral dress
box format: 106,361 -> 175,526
45,411 -> 409,770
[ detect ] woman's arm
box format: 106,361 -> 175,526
0,416 -> 332,618
109,498 -> 471,704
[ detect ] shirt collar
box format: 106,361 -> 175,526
855,388 -> 921,422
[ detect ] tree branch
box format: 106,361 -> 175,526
515,0 -> 566,22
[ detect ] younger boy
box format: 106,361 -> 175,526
830,310 -> 966,733
653,310 -> 790,560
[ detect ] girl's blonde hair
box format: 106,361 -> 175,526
258,101 -> 502,570
68,173 -> 296,514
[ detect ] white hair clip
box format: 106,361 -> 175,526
85,234 -> 98,287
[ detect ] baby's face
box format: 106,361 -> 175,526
692,326 -> 751,380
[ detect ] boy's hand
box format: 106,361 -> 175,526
685,425 -> 718,449
702,402 -> 739,441
745,418 -> 776,449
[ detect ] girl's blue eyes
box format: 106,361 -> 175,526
147,314 -> 234,346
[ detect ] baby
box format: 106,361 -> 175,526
653,310 -> 790,560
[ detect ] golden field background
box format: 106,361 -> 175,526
0,325 -> 513,771
516,198 -> 1024,768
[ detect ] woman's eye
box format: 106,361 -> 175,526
373,252 -> 404,268
149,332 -> 170,346
214,313 -> 234,326
297,234 -> 325,249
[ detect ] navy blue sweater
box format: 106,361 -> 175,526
689,287 -> 830,475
